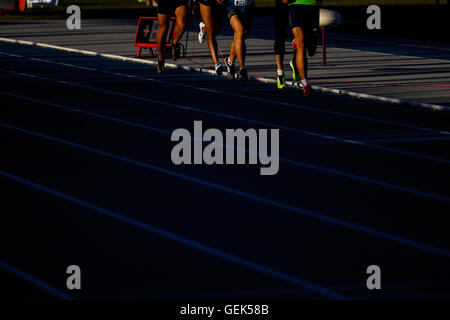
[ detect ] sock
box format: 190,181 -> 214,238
226,58 -> 233,66
277,69 -> 284,76
301,79 -> 309,87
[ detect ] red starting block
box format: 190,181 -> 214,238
134,16 -> 176,58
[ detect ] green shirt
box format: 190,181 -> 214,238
289,0 -> 321,5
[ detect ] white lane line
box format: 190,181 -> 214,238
0,260 -> 74,300
2,67 -> 450,165
362,136 -> 450,144
3,88 -> 448,203
0,169 -> 344,300
1,124 -> 450,259
0,37 -> 447,111
2,50 -> 449,136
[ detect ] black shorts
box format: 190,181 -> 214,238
199,0 -> 217,6
288,4 -> 319,32
274,0 -> 289,54
226,3 -> 254,31
158,0 -> 188,16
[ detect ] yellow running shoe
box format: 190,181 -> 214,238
277,74 -> 286,89
290,58 -> 300,81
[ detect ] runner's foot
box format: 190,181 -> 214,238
172,42 -> 180,61
198,21 -> 207,44
303,85 -> 312,96
157,59 -> 166,74
239,68 -> 248,81
215,63 -> 224,76
277,74 -> 286,89
224,57 -> 236,80
290,58 -> 300,81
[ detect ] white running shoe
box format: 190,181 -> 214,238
198,21 -> 206,44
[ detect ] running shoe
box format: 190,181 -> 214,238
157,59 -> 166,74
224,57 -> 236,80
198,21 -> 206,44
303,85 -> 312,97
290,58 -> 300,81
277,74 -> 286,89
239,68 -> 248,81
215,63 -> 224,76
172,42 -> 181,61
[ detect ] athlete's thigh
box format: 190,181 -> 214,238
174,4 -> 188,24
158,12 -> 169,29
274,0 -> 289,38
229,11 -> 245,34
200,2 -> 214,27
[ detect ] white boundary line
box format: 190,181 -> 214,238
0,36 -> 448,111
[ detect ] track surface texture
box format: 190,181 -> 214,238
1,18 -> 449,106
0,21 -> 450,300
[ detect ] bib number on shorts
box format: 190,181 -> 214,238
234,0 -> 252,6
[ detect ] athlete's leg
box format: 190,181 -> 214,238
306,31 -> 319,57
229,41 -> 236,64
274,1 -> 288,71
173,5 -> 187,45
274,2 -> 288,88
229,14 -> 246,68
306,7 -> 320,57
156,13 -> 169,61
200,3 -> 220,65
292,26 -> 307,81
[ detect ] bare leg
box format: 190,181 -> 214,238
229,41 -> 236,64
229,15 -> 246,68
276,53 -> 284,71
173,5 -> 187,45
292,26 -> 307,80
200,4 -> 222,65
156,13 -> 168,61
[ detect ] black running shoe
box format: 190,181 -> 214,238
239,68 -> 248,81
172,42 -> 180,61
215,63 -> 224,76
157,59 -> 166,74
224,57 -> 235,80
